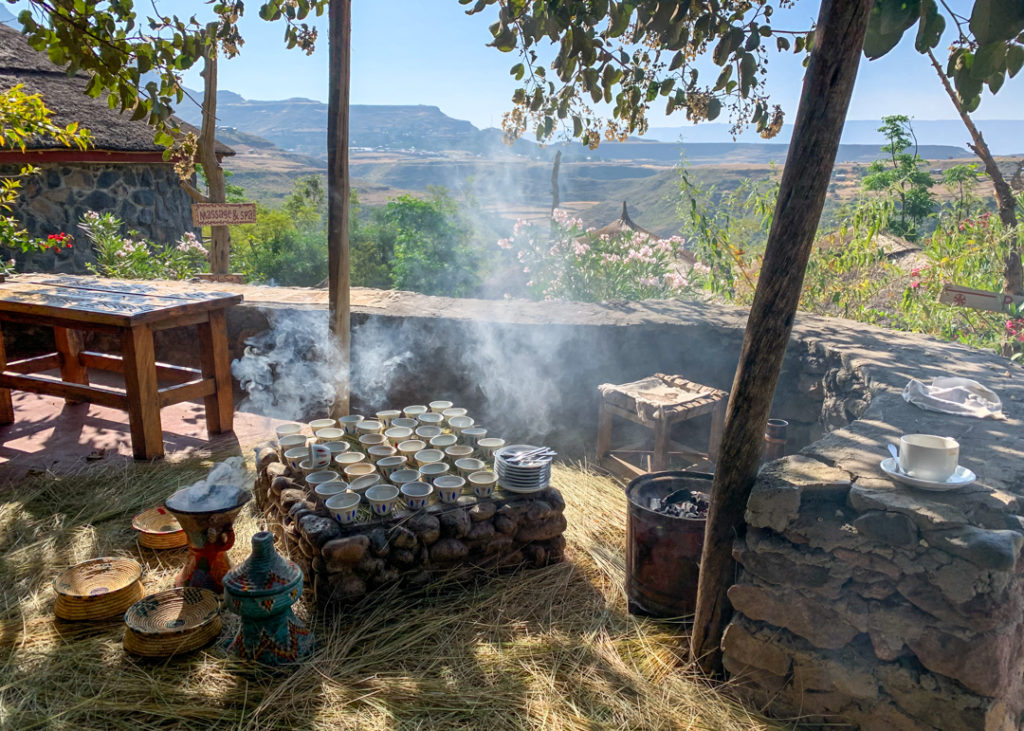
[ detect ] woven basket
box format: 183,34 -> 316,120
53,557 -> 144,621
132,506 -> 187,549
122,587 -> 223,657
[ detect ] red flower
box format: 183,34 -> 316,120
911,268 -> 922,277
910,281 -> 921,289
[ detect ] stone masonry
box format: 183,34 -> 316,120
2,162 -> 196,273
724,384 -> 1024,730
254,446 -> 567,607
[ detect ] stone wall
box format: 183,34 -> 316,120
254,447 -> 567,606
1,279 -> 878,459
1,163 -> 196,273
722,385 -> 1024,729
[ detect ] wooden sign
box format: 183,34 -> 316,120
939,283 -> 1024,313
191,203 -> 257,226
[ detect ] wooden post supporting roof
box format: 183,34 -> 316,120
690,0 -> 875,674
327,0 -> 352,417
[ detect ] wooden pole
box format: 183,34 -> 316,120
201,48 -> 230,275
327,0 -> 352,417
690,0 -> 875,674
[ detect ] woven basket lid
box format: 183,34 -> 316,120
53,557 -> 142,599
131,506 -> 183,535
223,531 -> 302,598
124,587 -> 221,636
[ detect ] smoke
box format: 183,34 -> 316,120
231,308 -> 345,421
171,456 -> 250,512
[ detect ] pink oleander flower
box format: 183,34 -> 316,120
640,275 -> 660,287
692,262 -> 711,275
84,210 -> 100,221
572,242 -> 590,256
664,272 -> 688,289
497,237 -> 513,250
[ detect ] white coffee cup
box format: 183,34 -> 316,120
898,434 -> 959,482
311,443 -> 332,469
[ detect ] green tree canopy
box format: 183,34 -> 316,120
861,115 -> 936,240
462,0 -> 1023,146
6,0 -> 329,147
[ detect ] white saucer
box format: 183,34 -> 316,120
879,457 -> 976,492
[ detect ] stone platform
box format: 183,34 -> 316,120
254,447 -> 567,607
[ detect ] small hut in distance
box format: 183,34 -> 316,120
597,201 -> 699,269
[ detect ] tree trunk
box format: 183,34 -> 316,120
327,0 -> 352,417
199,48 -> 230,275
925,50 -> 1022,296
551,150 -> 561,212
690,0 -> 874,674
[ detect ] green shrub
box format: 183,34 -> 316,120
80,211 -> 207,280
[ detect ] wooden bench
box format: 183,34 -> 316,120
0,276 -> 242,460
597,373 -> 728,479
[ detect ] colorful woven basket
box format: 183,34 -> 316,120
132,506 -> 187,549
122,587 -> 222,657
53,557 -> 144,621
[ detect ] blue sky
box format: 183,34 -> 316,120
9,1 -> 1024,132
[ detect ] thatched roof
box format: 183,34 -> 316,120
0,24 -> 232,156
593,201 -> 655,239
595,201 -> 699,267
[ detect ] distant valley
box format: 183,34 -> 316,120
181,90 -> 1015,237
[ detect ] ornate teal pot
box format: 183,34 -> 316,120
222,531 -> 313,667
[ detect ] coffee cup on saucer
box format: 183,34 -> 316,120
897,434 -> 959,482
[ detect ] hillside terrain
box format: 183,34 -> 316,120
190,90 -> 1017,237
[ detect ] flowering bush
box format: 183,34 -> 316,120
80,211 -> 207,280
499,208 -> 699,302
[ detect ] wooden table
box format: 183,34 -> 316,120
0,276 -> 243,459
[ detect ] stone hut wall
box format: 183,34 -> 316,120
1,162 -> 195,273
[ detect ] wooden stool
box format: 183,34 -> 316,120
597,373 -> 728,480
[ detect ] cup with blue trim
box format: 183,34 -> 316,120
326,492 -> 360,525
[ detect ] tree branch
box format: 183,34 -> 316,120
179,179 -> 208,203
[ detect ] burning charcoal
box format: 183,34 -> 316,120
652,491 -> 710,519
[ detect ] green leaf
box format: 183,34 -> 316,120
608,2 -> 630,38
510,62 -> 525,80
1006,44 -> 1024,76
706,97 -> 722,121
712,33 -> 733,65
953,66 -> 983,111
970,0 -> 1024,45
863,0 -> 920,59
914,0 -> 945,52
971,41 -> 1006,80
987,68 -> 1005,92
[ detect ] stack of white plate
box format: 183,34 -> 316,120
495,444 -> 551,493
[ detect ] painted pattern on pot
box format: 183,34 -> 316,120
223,531 -> 313,667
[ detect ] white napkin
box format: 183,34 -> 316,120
902,377 -> 1003,419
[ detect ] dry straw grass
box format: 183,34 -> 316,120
0,453 -> 785,730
